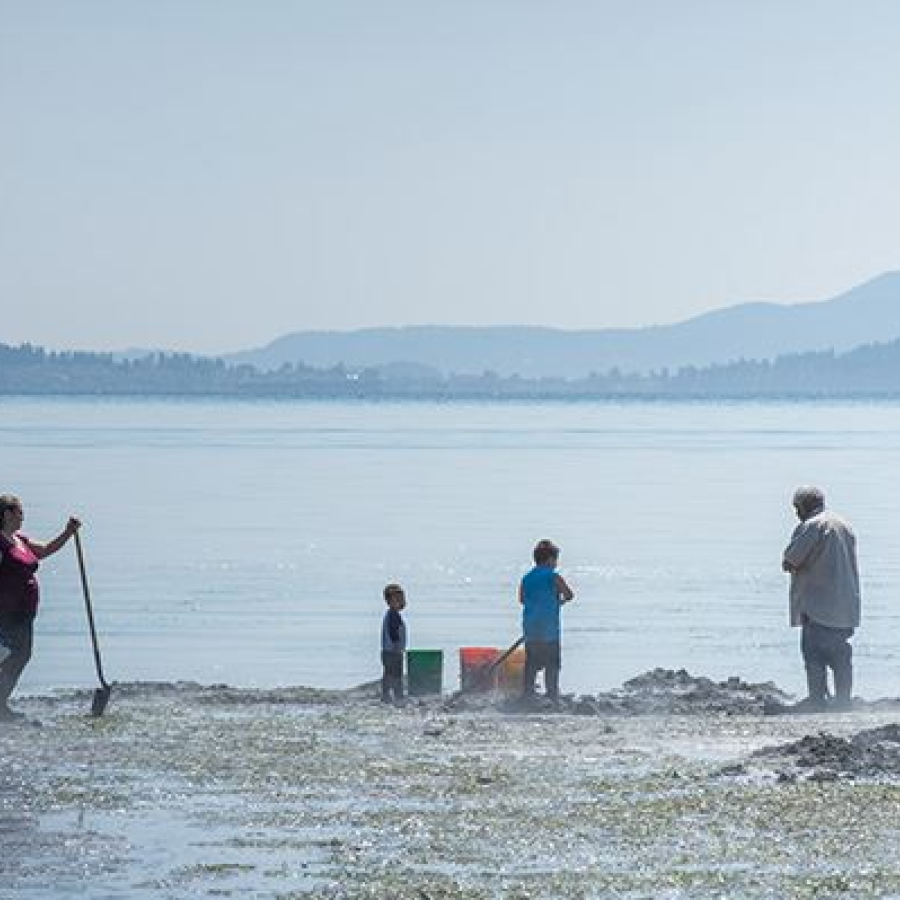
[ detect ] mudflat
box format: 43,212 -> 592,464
4,674 -> 900,899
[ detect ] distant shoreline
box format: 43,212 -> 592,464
3,390 -> 900,403
7,338 -> 900,400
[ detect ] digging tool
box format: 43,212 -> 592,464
448,636 -> 524,705
74,530 -> 112,717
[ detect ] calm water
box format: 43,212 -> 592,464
2,397 -> 899,699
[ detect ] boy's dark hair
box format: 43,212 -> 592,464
383,583 -> 404,602
533,539 -> 560,565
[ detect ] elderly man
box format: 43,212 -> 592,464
782,486 -> 861,710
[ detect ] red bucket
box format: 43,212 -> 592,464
459,646 -> 501,692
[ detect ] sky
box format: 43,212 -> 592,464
1,1 -> 899,354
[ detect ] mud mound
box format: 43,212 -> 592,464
751,724 -> 900,779
603,668 -> 792,716
46,670 -> 796,718
446,668 -> 792,717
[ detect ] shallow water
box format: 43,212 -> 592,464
3,397 -> 900,700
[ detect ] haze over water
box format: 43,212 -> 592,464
4,397 -> 899,701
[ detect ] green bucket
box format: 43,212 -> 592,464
406,649 -> 443,696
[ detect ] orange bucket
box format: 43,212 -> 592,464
497,646 -> 527,696
459,647 -> 500,691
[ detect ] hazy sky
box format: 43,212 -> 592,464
2,1 -> 899,353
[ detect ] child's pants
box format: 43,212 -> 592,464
381,650 -> 404,701
523,640 -> 561,699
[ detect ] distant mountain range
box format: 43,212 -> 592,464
226,272 -> 900,378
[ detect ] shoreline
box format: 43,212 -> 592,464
5,670 -> 900,898
16,665 -> 900,716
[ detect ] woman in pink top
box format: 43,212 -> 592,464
0,494 -> 80,723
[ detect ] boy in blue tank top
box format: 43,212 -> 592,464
520,539 -> 574,700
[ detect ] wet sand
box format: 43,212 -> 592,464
4,674 -> 900,899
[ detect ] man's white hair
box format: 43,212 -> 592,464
793,485 -> 825,512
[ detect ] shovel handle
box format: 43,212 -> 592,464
74,530 -> 110,691
465,637 -> 525,693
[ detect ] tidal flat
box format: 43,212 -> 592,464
4,678 -> 900,899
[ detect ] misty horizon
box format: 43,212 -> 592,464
57,269 -> 900,361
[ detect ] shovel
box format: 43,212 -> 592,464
469,636 -> 524,692
74,531 -> 112,717
447,637 -> 525,706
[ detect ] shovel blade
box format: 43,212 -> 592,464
91,686 -> 112,718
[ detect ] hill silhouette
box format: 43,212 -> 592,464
226,272 -> 900,377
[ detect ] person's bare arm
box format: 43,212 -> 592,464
556,574 -> 574,604
23,517 -> 81,560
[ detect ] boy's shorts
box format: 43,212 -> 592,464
525,640 -> 561,670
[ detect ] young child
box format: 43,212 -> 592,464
520,539 -> 574,700
380,583 -> 407,703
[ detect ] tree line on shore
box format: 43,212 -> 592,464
2,339 -> 900,398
